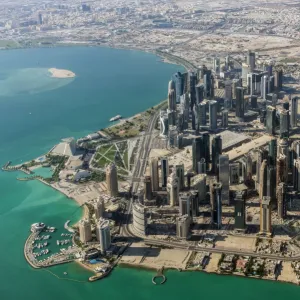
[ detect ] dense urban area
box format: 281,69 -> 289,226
3,0 -> 300,285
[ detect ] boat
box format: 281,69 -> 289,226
109,115 -> 122,122
63,272 -> 67,275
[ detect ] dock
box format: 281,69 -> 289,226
152,267 -> 166,285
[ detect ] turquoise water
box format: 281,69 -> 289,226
0,47 -> 299,299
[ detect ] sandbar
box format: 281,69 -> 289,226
48,68 -> 76,78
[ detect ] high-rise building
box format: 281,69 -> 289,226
144,176 -> 153,200
172,72 -> 184,103
293,158 -> 300,191
175,164 -> 185,191
190,191 -> 199,217
168,125 -> 178,147
234,191 -> 246,230
179,194 -> 191,216
213,57 -> 220,73
276,154 -> 288,186
260,196 -> 272,235
267,165 -> 276,203
211,135 -> 222,174
106,163 -> 118,197
277,182 -> 286,219
250,95 -> 258,109
268,138 -> 277,167
274,70 -> 283,91
167,170 -> 179,206
161,157 -> 169,188
259,159 -> 268,199
96,219 -> 111,253
160,110 -> 169,137
150,158 -> 159,191
94,197 -> 105,220
195,102 -> 207,130
224,81 -> 232,109
219,154 -> 229,205
242,63 -> 250,83
132,203 -> 147,236
247,50 -> 256,71
189,72 -> 197,109
245,153 -> 253,182
266,106 -> 276,135
38,12 -> 43,25
168,89 -> 176,111
203,70 -> 213,98
192,137 -> 203,172
210,182 -> 222,229
192,174 -> 207,203
235,87 -> 245,121
209,100 -> 218,130
291,97 -> 298,128
197,158 -> 206,174
176,215 -> 191,239
261,75 -> 268,100
279,109 -> 289,138
195,84 -> 204,104
222,110 -> 228,128
232,78 -> 242,99
202,133 -> 210,164
79,219 -> 92,243
229,163 -> 239,184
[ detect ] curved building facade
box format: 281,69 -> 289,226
132,203 -> 147,236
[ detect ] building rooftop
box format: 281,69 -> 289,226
219,130 -> 251,152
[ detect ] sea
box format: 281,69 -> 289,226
0,46 -> 299,299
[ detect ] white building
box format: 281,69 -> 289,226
96,219 -> 111,253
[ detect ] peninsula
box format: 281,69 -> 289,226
49,68 -> 75,79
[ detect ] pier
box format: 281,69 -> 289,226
64,220 -> 75,233
152,267 -> 166,285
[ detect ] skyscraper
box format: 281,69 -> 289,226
176,215 -> 191,239
192,174 -> 207,202
167,171 -> 179,206
277,182 -> 286,219
209,100 -> 218,130
195,102 -> 207,129
234,191 -> 246,230
260,196 -> 272,235
268,138 -> 277,167
225,81 -> 232,109
235,87 -> 245,121
279,109 -> 289,138
247,50 -> 256,71
276,154 -> 287,186
189,72 -> 197,109
219,154 -> 229,205
213,57 -> 220,73
168,89 -> 176,111
266,106 -> 276,135
79,219 -> 92,243
197,158 -> 206,174
179,194 -> 191,216
172,72 -> 184,103
160,110 -> 169,137
261,75 -> 268,100
175,164 -> 185,191
274,70 -> 283,91
222,110 -> 228,128
195,84 -> 204,104
96,219 -> 111,253
291,97 -> 298,128
211,135 -> 222,174
210,182 -> 222,229
150,157 -> 159,191
192,137 -> 203,172
203,70 -> 212,98
202,133 -> 210,164
293,158 -> 300,192
259,159 -> 268,199
94,196 -> 105,220
144,175 -> 153,200
106,163 -> 118,197
161,157 -> 169,188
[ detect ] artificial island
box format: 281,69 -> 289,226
4,49 -> 300,286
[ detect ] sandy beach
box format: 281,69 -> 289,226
49,68 -> 76,78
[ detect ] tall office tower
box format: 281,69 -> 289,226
176,215 -> 191,239
167,110 -> 176,126
256,148 -> 267,184
192,137 -> 203,172
210,75 -> 215,99
267,166 -> 276,203
168,125 -> 178,148
283,100 -> 289,111
229,163 -> 239,184
183,72 -> 189,94
235,87 -> 245,122
209,100 -> 218,130
167,171 -> 179,206
150,157 -> 159,191
234,191 -> 246,230
96,219 -> 111,253
232,79 -> 241,99
195,102 -> 207,129
293,158 -> 300,191
189,72 -> 197,109
210,182 -> 223,229
202,132 -> 210,164
261,75 -> 268,100
247,73 -> 254,95
106,163 -> 118,197
172,72 -> 184,103
192,174 -> 207,203
168,89 -> 176,111
274,70 -> 283,91
245,153 -> 253,182
213,57 -> 220,73
144,176 -> 153,200
177,133 -> 184,149
203,70 -> 212,98
132,202 -> 147,235
190,191 -> 199,217
94,197 -> 105,220
260,196 -> 272,235
225,55 -> 231,69
268,138 -> 277,165
175,164 -> 185,191
79,219 -> 92,243
179,194 -> 191,216
38,12 -> 43,25
266,106 -> 276,135
168,79 -> 175,92
161,157 -> 169,188
264,63 -> 273,77
177,112 -> 184,132
279,109 -> 289,138
221,110 -> 228,128
212,135 -> 222,174
219,154 -> 229,205
292,140 -> 300,161
224,80 -> 232,109
159,110 -> 169,137
195,84 -> 204,104
276,154 -> 287,186
269,76 -> 275,93
191,109 -> 196,130
291,97 -> 298,128
259,159 -> 268,199
197,158 -> 206,174
242,63 -> 250,83
277,182 -> 286,219
250,95 -> 258,109
247,50 -> 256,71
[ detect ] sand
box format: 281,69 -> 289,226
48,68 -> 76,78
